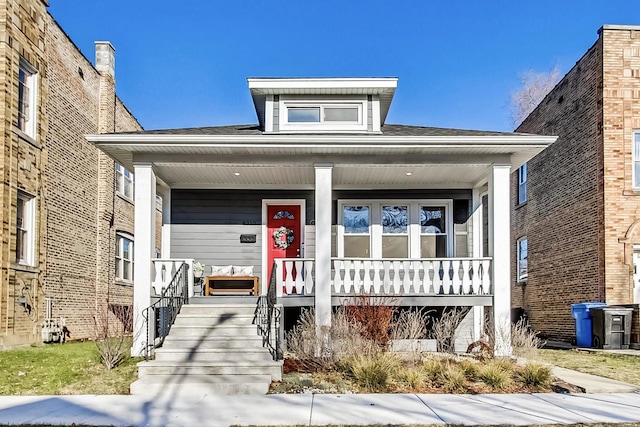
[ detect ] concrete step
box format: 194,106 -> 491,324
154,348 -> 273,362
188,296 -> 260,305
167,324 -> 259,338
179,304 -> 257,316
130,374 -> 272,395
172,313 -> 256,327
138,360 -> 282,381
161,336 -> 264,350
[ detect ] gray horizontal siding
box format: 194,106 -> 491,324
172,189 -> 315,225
171,224 -> 263,279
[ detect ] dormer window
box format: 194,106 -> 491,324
279,97 -> 366,132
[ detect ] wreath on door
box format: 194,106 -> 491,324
273,226 -> 295,249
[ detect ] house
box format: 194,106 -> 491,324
511,25 -> 640,346
0,0 -> 143,348
87,77 -> 556,359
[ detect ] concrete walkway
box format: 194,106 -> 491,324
0,392 -> 640,426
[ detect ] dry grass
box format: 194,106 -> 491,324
533,348 -> 640,386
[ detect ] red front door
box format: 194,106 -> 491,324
267,205 -> 301,285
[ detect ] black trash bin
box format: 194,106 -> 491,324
590,306 -> 633,349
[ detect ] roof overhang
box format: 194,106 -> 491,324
86,133 -> 556,189
247,77 -> 398,128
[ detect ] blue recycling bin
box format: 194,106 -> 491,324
571,302 -> 607,347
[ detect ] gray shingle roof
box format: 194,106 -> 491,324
113,123 -> 523,137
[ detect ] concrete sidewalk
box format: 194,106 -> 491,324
0,392 -> 640,426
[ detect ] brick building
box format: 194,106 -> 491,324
511,25 -> 640,344
0,0 -> 142,347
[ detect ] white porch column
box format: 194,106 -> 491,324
471,186 -> 485,342
489,164 -> 512,357
132,163 -> 157,357
314,164 -> 333,346
160,186 -> 171,258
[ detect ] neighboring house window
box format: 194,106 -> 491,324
116,233 -> 134,281
517,163 -> 527,204
279,97 -> 366,132
17,59 -> 37,137
338,200 -> 453,258
16,191 -> 35,265
116,163 -> 134,199
634,132 -> 640,189
517,237 -> 528,282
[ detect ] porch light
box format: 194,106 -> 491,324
234,172 -> 240,176
406,172 -> 413,176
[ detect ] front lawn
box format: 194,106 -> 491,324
534,348 -> 640,386
0,341 -> 140,395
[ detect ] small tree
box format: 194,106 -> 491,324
510,66 -> 562,127
93,303 -> 133,370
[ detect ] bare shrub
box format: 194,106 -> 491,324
391,308 -> 431,340
93,303 -> 133,370
344,294 -> 397,347
431,307 -> 469,353
286,307 -> 377,370
512,318 -> 543,358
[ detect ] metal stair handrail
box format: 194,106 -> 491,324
255,263 -> 282,360
142,262 -> 189,359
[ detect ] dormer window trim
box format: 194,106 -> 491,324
278,95 -> 368,133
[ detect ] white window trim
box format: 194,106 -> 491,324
517,163 -> 527,204
116,163 -> 134,201
337,199 -> 454,258
116,232 -> 134,282
517,237 -> 528,283
633,131 -> 640,189
17,58 -> 37,138
279,95 -> 367,132
16,191 -> 36,266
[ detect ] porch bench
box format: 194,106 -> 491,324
205,275 -> 259,296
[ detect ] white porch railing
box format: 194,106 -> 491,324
151,258 -> 195,297
275,257 -> 492,297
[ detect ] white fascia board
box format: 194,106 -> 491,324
86,133 -> 557,148
247,77 -> 398,93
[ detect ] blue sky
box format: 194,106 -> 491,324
49,1 -> 635,132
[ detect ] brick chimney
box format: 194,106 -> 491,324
95,41 -> 116,134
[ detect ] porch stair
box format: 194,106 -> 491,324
130,303 -> 282,396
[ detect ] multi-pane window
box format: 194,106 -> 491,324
634,132 -> 640,189
17,59 -> 37,137
381,205 -> 409,258
16,191 -> 35,265
343,205 -> 370,257
116,163 -> 134,199
517,237 -> 528,282
339,200 -> 453,259
116,233 -> 134,281
517,163 -> 527,204
420,206 -> 447,257
280,98 -> 366,131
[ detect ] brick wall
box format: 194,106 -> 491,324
600,27 -> 640,306
512,26 -> 640,343
0,1 -> 142,347
511,37 -> 605,341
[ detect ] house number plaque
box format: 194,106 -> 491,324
240,234 -> 257,243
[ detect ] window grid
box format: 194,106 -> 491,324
517,163 -> 527,204
517,237 -> 528,282
116,233 -> 134,282
116,163 -> 134,199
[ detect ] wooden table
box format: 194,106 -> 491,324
204,276 -> 259,296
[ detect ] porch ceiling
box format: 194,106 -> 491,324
153,163 -> 493,189
87,132 -> 555,189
